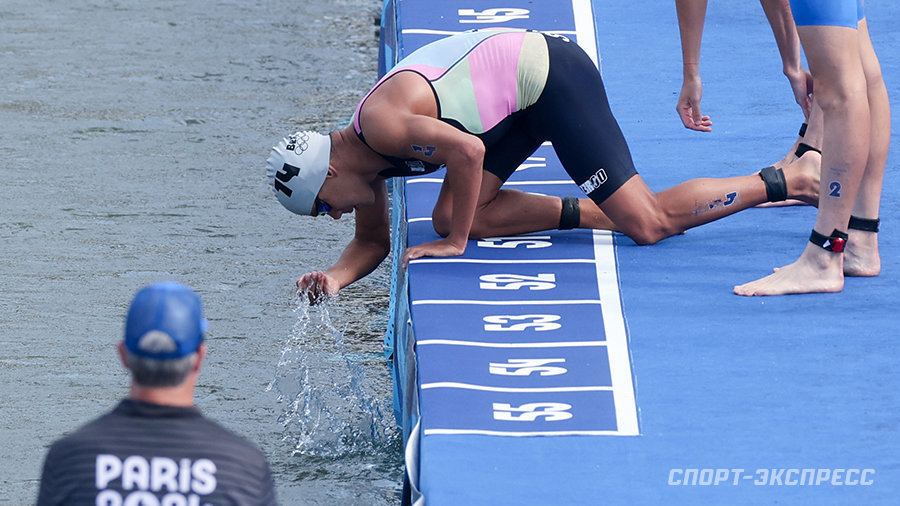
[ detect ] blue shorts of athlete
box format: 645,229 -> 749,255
790,0 -> 864,28
478,34 -> 638,205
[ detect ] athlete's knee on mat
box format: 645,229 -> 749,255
622,221 -> 672,245
625,228 -> 668,246
619,211 -> 678,245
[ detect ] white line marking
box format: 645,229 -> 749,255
420,382 -> 612,392
408,258 -> 596,265
402,29 -> 576,36
573,0 -> 600,67
408,178 -> 575,186
416,339 -> 607,348
412,299 -> 601,306
593,230 -> 640,436
423,429 -> 626,437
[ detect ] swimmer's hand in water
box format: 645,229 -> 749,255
297,271 -> 340,304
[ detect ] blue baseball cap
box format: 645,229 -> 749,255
124,281 -> 209,360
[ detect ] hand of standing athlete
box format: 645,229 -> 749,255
677,75 -> 713,132
785,66 -> 814,118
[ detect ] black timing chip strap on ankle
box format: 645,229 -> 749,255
558,196 -> 580,230
809,228 -> 848,253
759,166 -> 787,202
798,122 -> 808,138
795,142 -> 821,158
848,215 -> 880,232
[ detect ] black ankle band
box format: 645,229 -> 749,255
558,196 -> 580,230
809,228 -> 848,253
848,216 -> 880,232
759,166 -> 787,202
795,142 -> 821,158
799,122 -> 808,138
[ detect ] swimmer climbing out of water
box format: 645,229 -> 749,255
266,28 -> 819,300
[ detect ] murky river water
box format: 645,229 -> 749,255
0,0 -> 401,503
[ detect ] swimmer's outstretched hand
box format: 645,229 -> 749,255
402,238 -> 466,266
297,271 -> 340,304
677,78 -> 713,132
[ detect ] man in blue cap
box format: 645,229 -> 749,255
37,281 -> 278,505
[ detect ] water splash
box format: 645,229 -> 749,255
266,292 -> 395,458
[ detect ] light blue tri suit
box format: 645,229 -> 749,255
790,0 -> 864,28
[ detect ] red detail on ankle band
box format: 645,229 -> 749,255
830,237 -> 846,253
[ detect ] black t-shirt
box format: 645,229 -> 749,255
37,399 -> 277,505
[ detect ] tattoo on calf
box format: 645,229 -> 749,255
828,181 -> 842,198
703,191 -> 738,212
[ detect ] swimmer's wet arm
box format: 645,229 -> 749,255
412,122 -> 484,253
324,180 -> 391,289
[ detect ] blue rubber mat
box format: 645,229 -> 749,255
383,0 -> 900,503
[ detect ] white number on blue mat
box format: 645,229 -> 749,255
476,236 -> 552,249
483,314 -> 561,331
492,402 -> 573,422
458,8 -> 530,23
489,358 -> 568,376
479,273 -> 556,290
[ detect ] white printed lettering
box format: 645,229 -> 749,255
578,168 -> 608,194
479,273 -> 556,291
191,459 -> 217,495
95,490 -> 123,506
458,8 -> 529,23
178,459 -> 191,492
150,457 -> 179,492
489,358 -> 567,376
123,491 -> 159,506
476,236 -> 552,249
122,456 -> 150,491
492,402 -> 573,422
482,314 -> 561,332
96,454 -> 123,489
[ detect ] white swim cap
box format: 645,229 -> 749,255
266,131 -> 331,216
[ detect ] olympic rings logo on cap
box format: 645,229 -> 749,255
286,132 -> 310,154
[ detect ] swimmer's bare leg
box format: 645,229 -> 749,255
433,172 -> 617,238
734,242 -> 846,295
735,23 -> 871,296
755,102 -> 824,208
844,17 -> 889,277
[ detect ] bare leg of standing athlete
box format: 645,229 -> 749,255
734,12 -> 888,295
